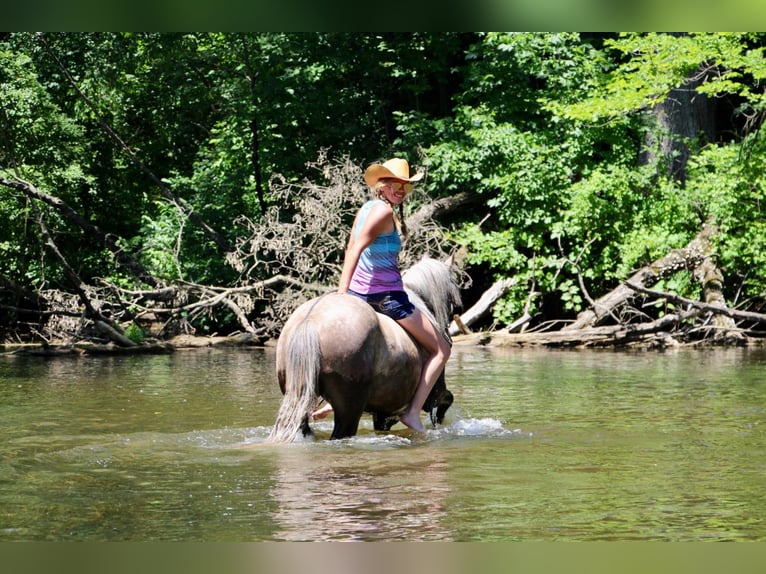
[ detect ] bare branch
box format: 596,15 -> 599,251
624,281 -> 766,326
1,176 -> 158,287
564,221 -> 718,330
449,277 -> 517,336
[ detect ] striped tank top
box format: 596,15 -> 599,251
348,200 -> 404,294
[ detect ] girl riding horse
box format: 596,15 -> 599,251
311,158 -> 452,432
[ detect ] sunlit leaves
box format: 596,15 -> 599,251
558,33 -> 766,123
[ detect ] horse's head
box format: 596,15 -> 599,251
423,368 -> 454,426
403,256 -> 462,428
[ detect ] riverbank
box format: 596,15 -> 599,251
452,330 -> 766,349
4,327 -> 766,356
0,332 -> 268,356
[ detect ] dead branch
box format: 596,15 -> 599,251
624,282 -> 766,326
449,277 -> 517,336
693,255 -> 746,341
408,191 -> 481,230
563,221 -> 717,331
230,153 -> 460,332
456,309 -> 701,348
94,320 -> 137,347
0,176 -> 159,287
32,202 -> 136,347
506,281 -> 539,334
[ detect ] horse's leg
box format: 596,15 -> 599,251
330,413 -> 363,439
372,412 -> 399,431
299,414 -> 313,437
434,389 -> 453,425
422,368 -> 445,413
321,374 -> 369,439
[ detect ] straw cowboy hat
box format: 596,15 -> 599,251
364,158 -> 424,188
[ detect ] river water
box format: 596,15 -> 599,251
1,345 -> 764,541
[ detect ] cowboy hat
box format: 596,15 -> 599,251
363,158 -> 424,188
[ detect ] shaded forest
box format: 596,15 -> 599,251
1,32 -> 765,352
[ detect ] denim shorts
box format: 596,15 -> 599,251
348,289 -> 415,320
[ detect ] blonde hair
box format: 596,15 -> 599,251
374,180 -> 408,238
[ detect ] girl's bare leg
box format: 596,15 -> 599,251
396,309 -> 451,431
311,402 -> 333,420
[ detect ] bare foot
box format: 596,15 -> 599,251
399,411 -> 426,432
311,403 -> 333,420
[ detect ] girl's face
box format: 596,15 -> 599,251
378,179 -> 412,205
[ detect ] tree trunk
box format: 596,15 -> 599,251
640,38 -> 717,183
456,310 -> 699,348
693,256 -> 746,342
448,277 -> 517,336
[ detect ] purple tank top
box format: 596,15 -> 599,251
348,200 -> 404,294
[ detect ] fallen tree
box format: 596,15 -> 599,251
451,220 -> 765,348
562,222 -> 716,331
448,277 -> 517,336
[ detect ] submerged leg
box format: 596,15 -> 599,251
433,389 -> 453,426
322,376 -> 369,439
299,414 -> 313,437
372,412 -> 399,431
331,411 -> 363,439
423,368 -> 452,426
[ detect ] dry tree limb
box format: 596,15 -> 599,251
94,320 -> 137,347
230,153 -> 462,333
464,308 -> 701,348
624,282 -> 766,326
408,191 -> 481,230
0,176 -> 159,287
563,221 -> 717,331
449,277 -> 517,336
506,280 -> 539,334
693,256 -> 746,341
452,314 -> 472,335
32,202 -> 136,347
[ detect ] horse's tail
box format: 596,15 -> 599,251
266,320 -> 321,444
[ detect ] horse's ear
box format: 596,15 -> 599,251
445,252 -> 454,270
445,246 -> 468,270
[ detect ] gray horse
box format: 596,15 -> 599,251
267,256 -> 461,442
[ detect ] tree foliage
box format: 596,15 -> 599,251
1,32 -> 765,344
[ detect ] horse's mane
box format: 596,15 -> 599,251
402,256 -> 461,333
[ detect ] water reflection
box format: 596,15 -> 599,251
263,413 -> 529,542
266,433 -> 451,541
